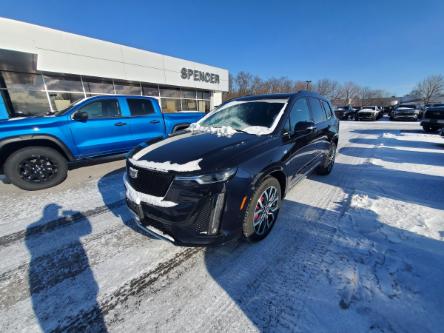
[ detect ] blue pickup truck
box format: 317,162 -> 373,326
0,95 -> 204,190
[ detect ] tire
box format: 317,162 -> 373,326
242,176 -> 281,242
316,141 -> 337,175
422,125 -> 439,133
4,146 -> 68,191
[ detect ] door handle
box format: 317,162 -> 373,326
150,120 -> 160,124
114,122 -> 127,126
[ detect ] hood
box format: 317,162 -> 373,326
128,130 -> 271,173
0,115 -> 61,130
395,107 -> 417,113
358,108 -> 378,113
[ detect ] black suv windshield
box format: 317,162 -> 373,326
198,99 -> 287,133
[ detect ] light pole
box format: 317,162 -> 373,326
305,80 -> 312,90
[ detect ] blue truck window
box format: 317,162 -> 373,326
78,99 -> 121,119
127,98 -> 155,116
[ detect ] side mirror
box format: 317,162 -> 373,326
294,121 -> 315,134
73,111 -> 88,122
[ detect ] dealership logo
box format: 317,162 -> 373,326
181,68 -> 220,84
129,167 -> 138,179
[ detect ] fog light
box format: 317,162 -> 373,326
208,193 -> 225,235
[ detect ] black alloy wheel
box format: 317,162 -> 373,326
4,146 -> 68,190
243,177 -> 282,242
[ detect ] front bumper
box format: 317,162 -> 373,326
357,113 -> 377,120
124,174 -> 245,245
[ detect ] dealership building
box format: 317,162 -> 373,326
0,18 -> 229,120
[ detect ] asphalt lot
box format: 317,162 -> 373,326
1,120 -> 443,332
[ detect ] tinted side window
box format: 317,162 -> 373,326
289,98 -> 311,133
321,100 -> 333,119
309,97 -> 327,123
127,98 -> 155,116
78,99 -> 121,119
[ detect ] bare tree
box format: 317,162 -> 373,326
341,82 -> 361,105
235,71 -> 253,97
411,75 -> 444,104
315,79 -> 343,101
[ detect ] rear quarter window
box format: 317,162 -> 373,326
321,100 -> 333,118
127,98 -> 155,116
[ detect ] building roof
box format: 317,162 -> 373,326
0,17 -> 229,92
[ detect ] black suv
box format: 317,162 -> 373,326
334,105 -> 356,120
421,105 -> 444,132
125,92 -> 339,245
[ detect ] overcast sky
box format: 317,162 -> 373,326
2,0 -> 444,96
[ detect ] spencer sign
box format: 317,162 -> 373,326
181,68 -> 220,84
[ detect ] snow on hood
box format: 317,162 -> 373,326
243,126 -> 271,135
124,175 -> 177,207
187,123 -> 237,137
358,108 -> 378,113
129,158 -> 202,172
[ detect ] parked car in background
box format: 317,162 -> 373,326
356,106 -> 382,121
390,104 -> 421,121
421,105 -> 444,132
125,91 -> 339,245
334,105 -> 356,120
0,95 -> 204,190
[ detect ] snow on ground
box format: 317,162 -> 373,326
0,120 -> 443,332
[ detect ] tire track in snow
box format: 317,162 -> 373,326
0,219 -> 139,310
53,247 -> 202,332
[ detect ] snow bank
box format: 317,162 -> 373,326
124,175 -> 177,207
129,158 -> 202,172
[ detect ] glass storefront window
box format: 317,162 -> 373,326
161,98 -> 181,113
44,74 -> 83,92
142,84 -> 159,97
196,90 -> 211,100
183,99 -> 197,111
198,100 -> 210,112
49,92 -> 85,112
114,82 -> 141,95
182,89 -> 196,99
7,90 -> 50,116
83,77 -> 114,94
202,91 -> 211,100
1,71 -> 45,91
160,87 -> 180,98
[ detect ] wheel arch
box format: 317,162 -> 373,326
251,165 -> 288,198
0,135 -> 74,171
172,123 -> 191,132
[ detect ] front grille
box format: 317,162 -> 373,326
425,110 -> 444,120
396,111 -> 415,116
127,162 -> 174,197
359,112 -> 373,117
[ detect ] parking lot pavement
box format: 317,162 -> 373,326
1,121 -> 444,332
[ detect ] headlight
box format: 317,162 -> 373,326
175,168 -> 237,184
